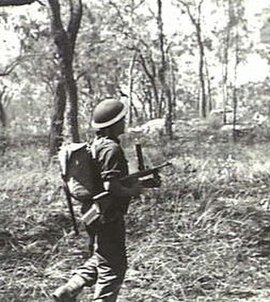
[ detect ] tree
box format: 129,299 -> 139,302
176,0 -> 208,118
0,57 -> 24,154
0,86 -> 7,127
47,0 -> 82,156
104,0 -> 161,120
156,0 -> 173,137
0,85 -> 10,154
221,0 -> 233,123
104,0 -> 178,128
230,1 -> 242,142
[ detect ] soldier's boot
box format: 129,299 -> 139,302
52,275 -> 85,302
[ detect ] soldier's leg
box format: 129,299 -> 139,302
52,274 -> 86,302
52,254 -> 98,301
93,254 -> 127,302
93,219 -> 127,302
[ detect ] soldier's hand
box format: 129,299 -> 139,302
141,176 -> 161,188
129,182 -> 144,197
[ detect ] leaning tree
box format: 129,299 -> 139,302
47,0 -> 82,156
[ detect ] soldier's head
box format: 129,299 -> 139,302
91,98 -> 128,137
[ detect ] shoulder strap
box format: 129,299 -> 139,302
88,139 -> 98,160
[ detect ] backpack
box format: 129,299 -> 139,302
58,142 -> 101,203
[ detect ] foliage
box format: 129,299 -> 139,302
0,0 -> 269,141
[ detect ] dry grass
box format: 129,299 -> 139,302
1,128 -> 270,301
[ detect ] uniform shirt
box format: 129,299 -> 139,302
92,134 -> 130,220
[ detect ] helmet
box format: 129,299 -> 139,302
91,99 -> 128,129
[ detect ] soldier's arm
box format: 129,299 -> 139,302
100,145 -> 142,198
103,179 -> 142,198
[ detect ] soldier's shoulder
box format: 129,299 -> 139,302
94,136 -> 120,152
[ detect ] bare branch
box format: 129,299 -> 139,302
0,0 -> 44,6
133,0 -> 145,10
109,0 -> 127,28
67,0 -> 83,52
138,52 -> 155,82
0,86 -> 7,99
48,0 -> 65,31
0,54 -> 50,77
0,57 -> 23,76
176,0 -> 197,25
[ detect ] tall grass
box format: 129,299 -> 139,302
1,128 -> 270,301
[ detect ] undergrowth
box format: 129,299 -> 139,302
1,128 -> 270,301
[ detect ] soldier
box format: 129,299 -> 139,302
53,98 -> 143,302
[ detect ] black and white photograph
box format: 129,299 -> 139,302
1,0 -> 270,301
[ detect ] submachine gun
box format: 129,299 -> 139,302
81,143 -> 171,226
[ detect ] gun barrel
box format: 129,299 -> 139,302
121,161 -> 171,182
153,161 -> 172,170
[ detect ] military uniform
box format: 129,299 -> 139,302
53,98 -> 135,302
57,134 -> 130,302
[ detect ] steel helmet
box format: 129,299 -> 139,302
91,98 -> 128,129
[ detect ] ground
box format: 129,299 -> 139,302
1,122 -> 270,301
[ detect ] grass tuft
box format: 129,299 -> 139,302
2,128 -> 270,301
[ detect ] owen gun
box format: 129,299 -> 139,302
81,161 -> 171,226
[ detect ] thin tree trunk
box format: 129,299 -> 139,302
233,21 -> 239,143
127,52 -> 137,126
0,100 -> 6,127
222,0 -> 232,124
168,53 -> 177,119
204,57 -> 212,112
138,53 -> 159,119
197,22 -> 207,118
157,0 -> 173,138
177,0 -> 207,118
49,79 -> 66,156
147,88 -> 153,119
0,92 -> 7,154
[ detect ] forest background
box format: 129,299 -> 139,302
1,0 -> 270,301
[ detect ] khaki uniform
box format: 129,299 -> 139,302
73,134 -> 130,301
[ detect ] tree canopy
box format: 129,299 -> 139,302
0,0 -> 269,152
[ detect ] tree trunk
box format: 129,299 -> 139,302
48,0 -> 82,153
178,0 -> 207,118
0,100 -> 6,128
157,0 -> 173,138
168,53 -> 177,119
138,53 -> 159,119
65,64 -> 80,142
222,0 -> 232,124
197,22 -> 207,118
145,88 -> 153,119
0,94 -> 7,155
233,17 -> 240,143
205,57 -> 212,112
232,86 -> 238,142
49,79 -> 66,156
127,52 -> 137,126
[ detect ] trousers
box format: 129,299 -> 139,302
74,218 -> 127,301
